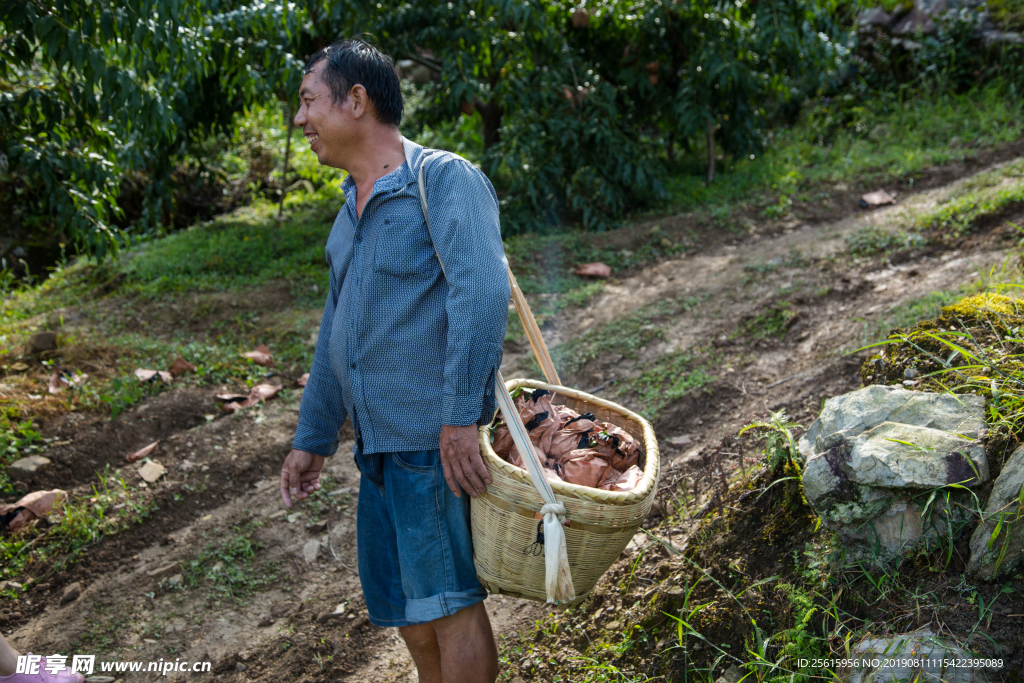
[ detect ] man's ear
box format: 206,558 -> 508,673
349,84 -> 369,120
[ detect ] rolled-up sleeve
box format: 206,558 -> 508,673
293,255 -> 348,456
424,157 -> 510,426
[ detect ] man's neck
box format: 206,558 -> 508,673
346,127 -> 407,190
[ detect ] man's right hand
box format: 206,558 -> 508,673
280,449 -> 325,507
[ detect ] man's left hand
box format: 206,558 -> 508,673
439,424 -> 491,498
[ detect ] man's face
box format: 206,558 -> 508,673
294,61 -> 351,169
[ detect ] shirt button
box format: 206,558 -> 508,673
351,363 -> 356,369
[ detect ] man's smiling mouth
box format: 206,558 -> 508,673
305,133 -> 319,146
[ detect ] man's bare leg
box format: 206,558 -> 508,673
399,623 -> 442,683
433,602 -> 498,683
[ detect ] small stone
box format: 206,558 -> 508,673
267,510 -> 287,519
307,521 -> 328,533
903,367 -> 919,379
235,663 -> 246,673
605,620 -> 621,631
85,677 -> 117,683
0,581 -> 23,593
302,539 -> 320,563
146,562 -> 179,578
28,331 -> 57,354
9,455 -> 51,481
60,581 -> 82,605
167,574 -> 183,586
287,512 -> 303,524
139,461 -> 167,483
258,617 -> 274,627
8,362 -> 29,372
722,665 -> 742,683
317,604 -> 346,623
624,531 -> 648,554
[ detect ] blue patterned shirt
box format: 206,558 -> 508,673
292,138 -> 510,457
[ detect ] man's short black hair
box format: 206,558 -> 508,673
305,39 -> 403,127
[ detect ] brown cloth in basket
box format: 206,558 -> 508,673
490,388 -> 643,492
600,464 -> 643,492
491,423 -> 514,462
544,413 -> 597,463
521,390 -> 560,452
592,424 -> 641,471
561,449 -> 612,489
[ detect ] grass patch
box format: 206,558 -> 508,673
551,295 -> 704,377
845,227 -> 927,257
622,348 -> 717,421
0,467 -> 156,586
911,159 -> 1024,238
119,199 -> 335,302
665,83 -> 1024,218
182,520 -> 278,603
733,304 -> 798,341
0,407 -> 43,494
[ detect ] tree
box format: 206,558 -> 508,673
0,0 -> 304,261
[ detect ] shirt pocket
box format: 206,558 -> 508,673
373,214 -> 439,281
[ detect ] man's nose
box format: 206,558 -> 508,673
293,104 -> 306,127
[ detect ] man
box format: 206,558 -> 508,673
278,40 -> 509,683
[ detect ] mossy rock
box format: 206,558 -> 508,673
862,292 -> 1024,391
940,293 -> 1024,321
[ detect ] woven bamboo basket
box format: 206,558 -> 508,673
472,378 -> 660,603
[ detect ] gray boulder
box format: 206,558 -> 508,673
804,422 -> 987,555
800,386 -> 989,560
799,385 -> 986,461
838,629 -> 986,683
967,446 -> 1024,579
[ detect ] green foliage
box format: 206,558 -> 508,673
0,0 -> 305,258
911,158 -> 1024,237
989,0 -> 1024,30
120,200 -> 333,297
739,409 -> 802,476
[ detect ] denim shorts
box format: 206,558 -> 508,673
354,449 -> 487,627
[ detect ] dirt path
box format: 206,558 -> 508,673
3,154 -> 1022,682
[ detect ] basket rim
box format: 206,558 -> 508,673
477,378 -> 660,505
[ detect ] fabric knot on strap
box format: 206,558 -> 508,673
540,502 -> 566,525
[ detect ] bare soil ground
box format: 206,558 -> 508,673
3,148 -> 1023,682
